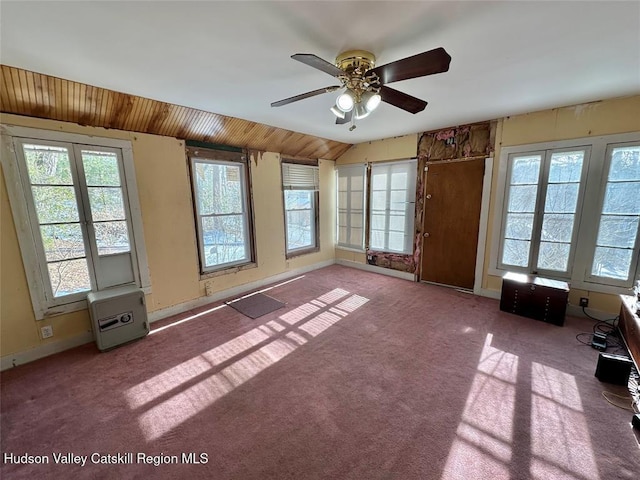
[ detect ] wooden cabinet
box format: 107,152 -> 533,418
500,272 -> 569,326
619,295 -> 640,370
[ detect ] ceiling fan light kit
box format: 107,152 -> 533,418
271,47 -> 451,131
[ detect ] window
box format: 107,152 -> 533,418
1,125 -> 149,319
589,143 -> 640,284
336,164 -> 366,250
281,161 -> 319,256
188,148 -> 254,273
493,133 -> 640,292
369,160 -> 417,254
500,148 -> 589,276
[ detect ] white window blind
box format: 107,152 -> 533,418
337,164 -> 366,250
369,160 -> 417,254
282,163 -> 319,190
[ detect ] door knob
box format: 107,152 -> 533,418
426,194 -> 432,199
423,232 -> 430,238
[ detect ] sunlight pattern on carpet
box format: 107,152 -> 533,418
127,288 -> 369,441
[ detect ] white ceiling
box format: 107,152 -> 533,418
1,1 -> 639,144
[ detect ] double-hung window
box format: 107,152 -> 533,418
369,160 -> 417,254
336,164 -> 366,250
281,161 -> 319,256
1,125 -> 149,319
188,147 -> 254,273
494,133 -> 640,291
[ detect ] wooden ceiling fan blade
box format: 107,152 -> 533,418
335,109 -> 353,125
271,86 -> 340,107
380,86 -> 428,114
292,53 -> 344,77
371,47 -> 451,84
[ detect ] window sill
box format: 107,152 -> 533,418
200,262 -> 258,280
286,247 -> 320,259
488,266 -> 635,296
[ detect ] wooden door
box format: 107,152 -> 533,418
420,158 -> 485,289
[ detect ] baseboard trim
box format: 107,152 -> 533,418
474,287 -> 502,300
335,259 -> 416,281
147,259 -> 336,323
1,259 -> 336,371
1,332 -> 94,371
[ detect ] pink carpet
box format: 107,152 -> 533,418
1,265 -> 638,479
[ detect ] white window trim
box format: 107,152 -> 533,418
368,158 -> 417,255
1,124 -> 151,320
489,131 -> 640,295
336,163 -> 366,251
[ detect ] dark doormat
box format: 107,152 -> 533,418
226,292 -> 286,319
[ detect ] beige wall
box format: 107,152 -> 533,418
483,95 -> 640,313
337,134 -> 418,165
1,114 -> 335,358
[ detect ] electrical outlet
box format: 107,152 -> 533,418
205,281 -> 214,297
579,297 -> 589,307
40,325 -> 53,339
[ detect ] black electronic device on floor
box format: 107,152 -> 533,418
595,353 -> 633,385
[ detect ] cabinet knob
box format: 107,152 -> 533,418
423,232 -> 430,238
426,194 -> 432,199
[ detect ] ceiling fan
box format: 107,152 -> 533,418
271,47 -> 451,130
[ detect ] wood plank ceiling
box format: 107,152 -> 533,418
0,65 -> 352,160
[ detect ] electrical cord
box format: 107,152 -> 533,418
601,391 -> 638,412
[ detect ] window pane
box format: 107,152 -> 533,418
511,155 -> 541,184
338,226 -> 347,244
32,186 -> 79,224
81,150 -> 121,186
537,242 -> 570,272
372,172 -> 388,189
502,239 -> 530,267
351,213 -> 363,228
508,185 -> 538,212
602,182 -> 640,215
389,214 -> 406,232
388,232 -> 405,252
286,209 -> 313,250
370,230 -> 385,250
371,191 -> 387,210
285,190 -> 311,210
23,144 -> 73,185
548,151 -> 584,183
591,246 -> 632,280
609,146 -> 640,181
370,214 -> 386,230
390,171 -> 408,189
595,216 -> 639,248
202,215 -> 247,267
544,183 -> 579,213
338,212 -> 348,226
94,221 -> 130,255
350,191 -> 363,209
40,223 -> 85,262
338,191 -> 348,206
540,214 -> 574,242
88,187 -> 126,221
47,258 -> 91,297
351,228 -> 363,246
505,213 -> 534,240
195,162 -> 243,215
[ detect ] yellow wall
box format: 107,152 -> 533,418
337,134 -> 418,165
0,114 -> 335,358
483,95 -> 640,313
